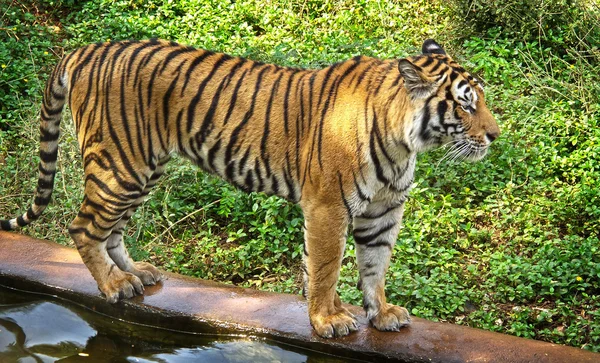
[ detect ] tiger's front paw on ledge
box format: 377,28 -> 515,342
310,307 -> 359,338
370,303 -> 411,332
129,261 -> 164,286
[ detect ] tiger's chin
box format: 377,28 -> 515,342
462,146 -> 489,162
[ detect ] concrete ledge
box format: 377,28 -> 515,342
0,231 -> 597,362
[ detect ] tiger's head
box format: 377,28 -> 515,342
398,39 -> 500,161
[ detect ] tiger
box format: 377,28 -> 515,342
1,38 -> 499,338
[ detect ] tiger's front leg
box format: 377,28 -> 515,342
354,199 -> 411,331
301,202 -> 358,338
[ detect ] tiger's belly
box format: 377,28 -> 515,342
181,138 -> 301,202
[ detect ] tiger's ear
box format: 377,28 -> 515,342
398,59 -> 435,99
422,39 -> 446,55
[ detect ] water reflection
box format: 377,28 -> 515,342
0,287 -> 348,362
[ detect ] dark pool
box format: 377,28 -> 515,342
0,286 -> 351,362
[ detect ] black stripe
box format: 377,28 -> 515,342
358,203 -> 403,220
95,192 -> 135,208
419,57 -> 434,68
85,173 -> 139,201
34,194 -> 51,206
225,161 -> 236,181
83,196 -> 129,216
67,227 -> 106,242
369,121 -> 390,186
127,39 -> 161,82
254,158 -> 264,192
181,50 -> 216,94
354,63 -> 371,88
134,88 -> 148,162
337,58 -> 361,85
238,147 -> 251,176
261,71 -> 284,178
207,139 -> 222,171
283,72 -> 295,134
429,59 -> 443,73
26,208 -> 36,220
317,63 -> 338,107
354,223 -> 396,245
244,169 -> 254,191
76,211 -> 112,231
40,128 -> 59,142
120,61 -> 138,159
38,164 -> 56,176
453,66 -> 466,74
133,44 -> 168,88
437,100 -> 448,123
337,172 -> 352,218
270,175 -> 279,195
37,177 -> 54,190
307,72 -> 317,129
86,150 -> 143,194
104,110 -> 145,186
373,63 -> 395,95
223,69 -> 249,126
40,149 -> 58,163
70,43 -> 104,88
316,74 -> 340,168
353,173 -> 369,201
283,153 -> 297,202
16,216 -> 28,227
224,66 -> 270,166
187,54 -> 230,134
78,210 -> 121,226
449,72 -> 459,83
146,63 -> 161,107
389,179 -> 413,194
0,220 -> 11,230
43,105 -> 64,116
420,96 -> 435,140
373,113 -> 395,166
196,57 -> 241,148
159,46 -> 197,74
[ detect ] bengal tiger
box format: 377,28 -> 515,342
1,38 -> 499,338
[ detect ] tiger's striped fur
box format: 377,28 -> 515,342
1,39 -> 499,338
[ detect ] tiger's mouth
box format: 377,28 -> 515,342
439,138 -> 489,163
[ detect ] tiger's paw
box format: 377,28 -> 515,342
370,303 -> 411,331
129,261 -> 164,286
310,307 -> 358,338
101,269 -> 145,304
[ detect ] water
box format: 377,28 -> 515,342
0,286 -> 351,362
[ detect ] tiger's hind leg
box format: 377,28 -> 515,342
105,157 -> 170,286
70,195 -> 143,303
69,155 -> 157,303
353,195 -> 411,331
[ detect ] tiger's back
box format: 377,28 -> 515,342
65,39 -> 394,204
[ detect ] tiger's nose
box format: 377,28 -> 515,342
486,131 -> 499,142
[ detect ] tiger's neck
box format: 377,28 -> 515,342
361,60 -> 417,193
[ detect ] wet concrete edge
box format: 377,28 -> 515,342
0,231 -> 597,362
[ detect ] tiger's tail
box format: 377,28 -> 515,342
0,62 -> 68,231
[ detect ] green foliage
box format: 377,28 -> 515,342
0,1 -> 61,133
451,0 -> 600,51
1,0 -> 599,352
